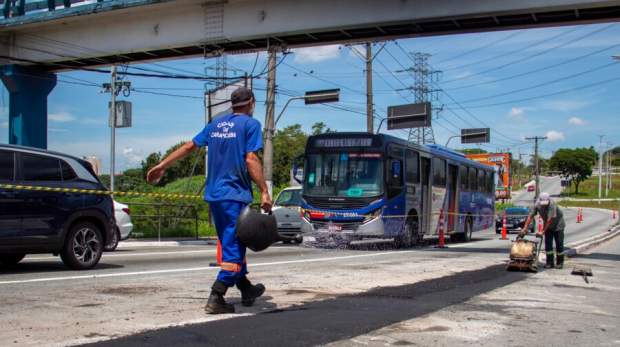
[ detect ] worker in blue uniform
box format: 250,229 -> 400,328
147,87 -> 272,313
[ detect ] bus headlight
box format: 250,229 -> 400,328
302,210 -> 311,221
363,208 -> 382,224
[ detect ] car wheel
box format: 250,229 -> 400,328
60,221 -> 103,270
104,228 -> 121,252
0,253 -> 26,265
462,217 -> 473,242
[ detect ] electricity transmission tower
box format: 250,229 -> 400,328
400,53 -> 441,144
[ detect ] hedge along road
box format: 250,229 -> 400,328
1,204 -> 618,347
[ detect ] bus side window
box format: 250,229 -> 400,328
486,171 -> 494,193
478,169 -> 485,192
387,144 -> 404,201
405,149 -> 419,183
460,165 -> 468,190
433,157 -> 446,187
469,167 -> 477,191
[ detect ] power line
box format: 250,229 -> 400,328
449,60 -> 620,105
432,30 -> 528,65
441,26 -> 582,72
440,22 -> 619,84
442,41 -> 620,91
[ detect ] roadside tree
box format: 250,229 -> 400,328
549,148 -> 597,194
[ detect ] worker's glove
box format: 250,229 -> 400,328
536,232 -> 544,239
517,230 -> 526,238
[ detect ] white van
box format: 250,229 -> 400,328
272,187 -> 302,243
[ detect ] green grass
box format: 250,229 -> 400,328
558,200 -> 620,211
561,175 -> 620,199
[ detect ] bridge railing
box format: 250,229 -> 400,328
2,0 -> 103,19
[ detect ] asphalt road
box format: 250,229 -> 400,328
1,200 -> 617,347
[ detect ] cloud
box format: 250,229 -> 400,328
294,45 -> 340,64
568,117 -> 589,126
545,131 -> 565,142
80,118 -> 105,125
0,121 -> 7,128
507,108 -> 527,122
123,147 -> 144,168
48,112 -> 76,122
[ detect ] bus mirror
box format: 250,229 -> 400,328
391,160 -> 401,178
293,153 -> 304,184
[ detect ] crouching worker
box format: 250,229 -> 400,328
146,88 -> 272,313
519,192 -> 566,269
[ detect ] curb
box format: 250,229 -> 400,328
117,239 -> 217,248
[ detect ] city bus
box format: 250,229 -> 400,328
293,132 -> 495,247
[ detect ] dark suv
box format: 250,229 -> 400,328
0,144 -> 115,270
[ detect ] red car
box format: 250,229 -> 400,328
527,185 -> 535,191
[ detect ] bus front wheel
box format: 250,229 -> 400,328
395,217 -> 420,248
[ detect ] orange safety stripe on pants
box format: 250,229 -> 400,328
220,262 -> 241,273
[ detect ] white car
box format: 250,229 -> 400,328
104,201 -> 134,251
272,187 -> 302,243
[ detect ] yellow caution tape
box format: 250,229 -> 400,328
0,183 -> 202,200
0,183 -> 531,220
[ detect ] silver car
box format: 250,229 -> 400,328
272,187 -> 302,243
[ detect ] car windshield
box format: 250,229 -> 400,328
303,151 -> 384,198
275,189 -> 301,207
506,209 -> 527,216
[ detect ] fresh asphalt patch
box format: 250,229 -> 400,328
78,264 -> 527,347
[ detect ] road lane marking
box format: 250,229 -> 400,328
0,251 -> 412,285
22,250 -> 217,261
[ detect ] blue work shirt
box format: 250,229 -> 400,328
192,113 -> 263,203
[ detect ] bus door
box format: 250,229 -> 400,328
447,164 -> 459,232
420,156 -> 431,235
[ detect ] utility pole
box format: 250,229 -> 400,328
597,135 -> 604,205
263,46 -> 279,200
109,66 -> 117,194
526,136 -> 547,201
365,43 -> 374,133
605,142 -> 613,197
518,148 -> 522,189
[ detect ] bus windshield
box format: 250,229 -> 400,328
303,151 -> 384,198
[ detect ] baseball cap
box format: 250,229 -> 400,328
230,87 -> 254,108
539,192 -> 550,205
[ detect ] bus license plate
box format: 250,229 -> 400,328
328,225 -> 342,231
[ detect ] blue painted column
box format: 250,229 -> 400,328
0,65 -> 57,149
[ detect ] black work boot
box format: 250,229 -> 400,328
205,280 -> 235,314
236,276 -> 265,307
545,256 -> 555,269
556,255 -> 564,269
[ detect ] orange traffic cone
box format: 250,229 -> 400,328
435,209 -> 448,248
500,211 -> 508,240
577,208 -> 582,223
209,239 -> 223,267
613,210 -> 616,219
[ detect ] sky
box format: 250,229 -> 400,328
1,22 -> 619,174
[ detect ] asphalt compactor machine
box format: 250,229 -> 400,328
507,236 -> 542,273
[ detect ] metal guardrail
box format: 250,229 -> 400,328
118,201 -> 200,242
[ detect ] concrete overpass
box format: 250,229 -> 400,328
1,0 -> 620,71
1,0 -> 620,148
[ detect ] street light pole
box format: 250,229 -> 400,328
597,135 -> 604,205
109,66 -> 117,194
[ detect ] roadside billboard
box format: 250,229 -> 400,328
466,153 -> 511,200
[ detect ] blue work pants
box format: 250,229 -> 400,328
209,200 -> 249,286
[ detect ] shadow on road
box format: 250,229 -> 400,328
79,264 -> 527,347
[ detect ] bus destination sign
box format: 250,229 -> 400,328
315,138 -> 374,148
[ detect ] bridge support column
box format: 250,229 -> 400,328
0,65 -> 57,149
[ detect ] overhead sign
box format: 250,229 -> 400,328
387,102 -> 431,130
466,153 -> 511,200
461,128 -> 490,144
304,89 -> 340,105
